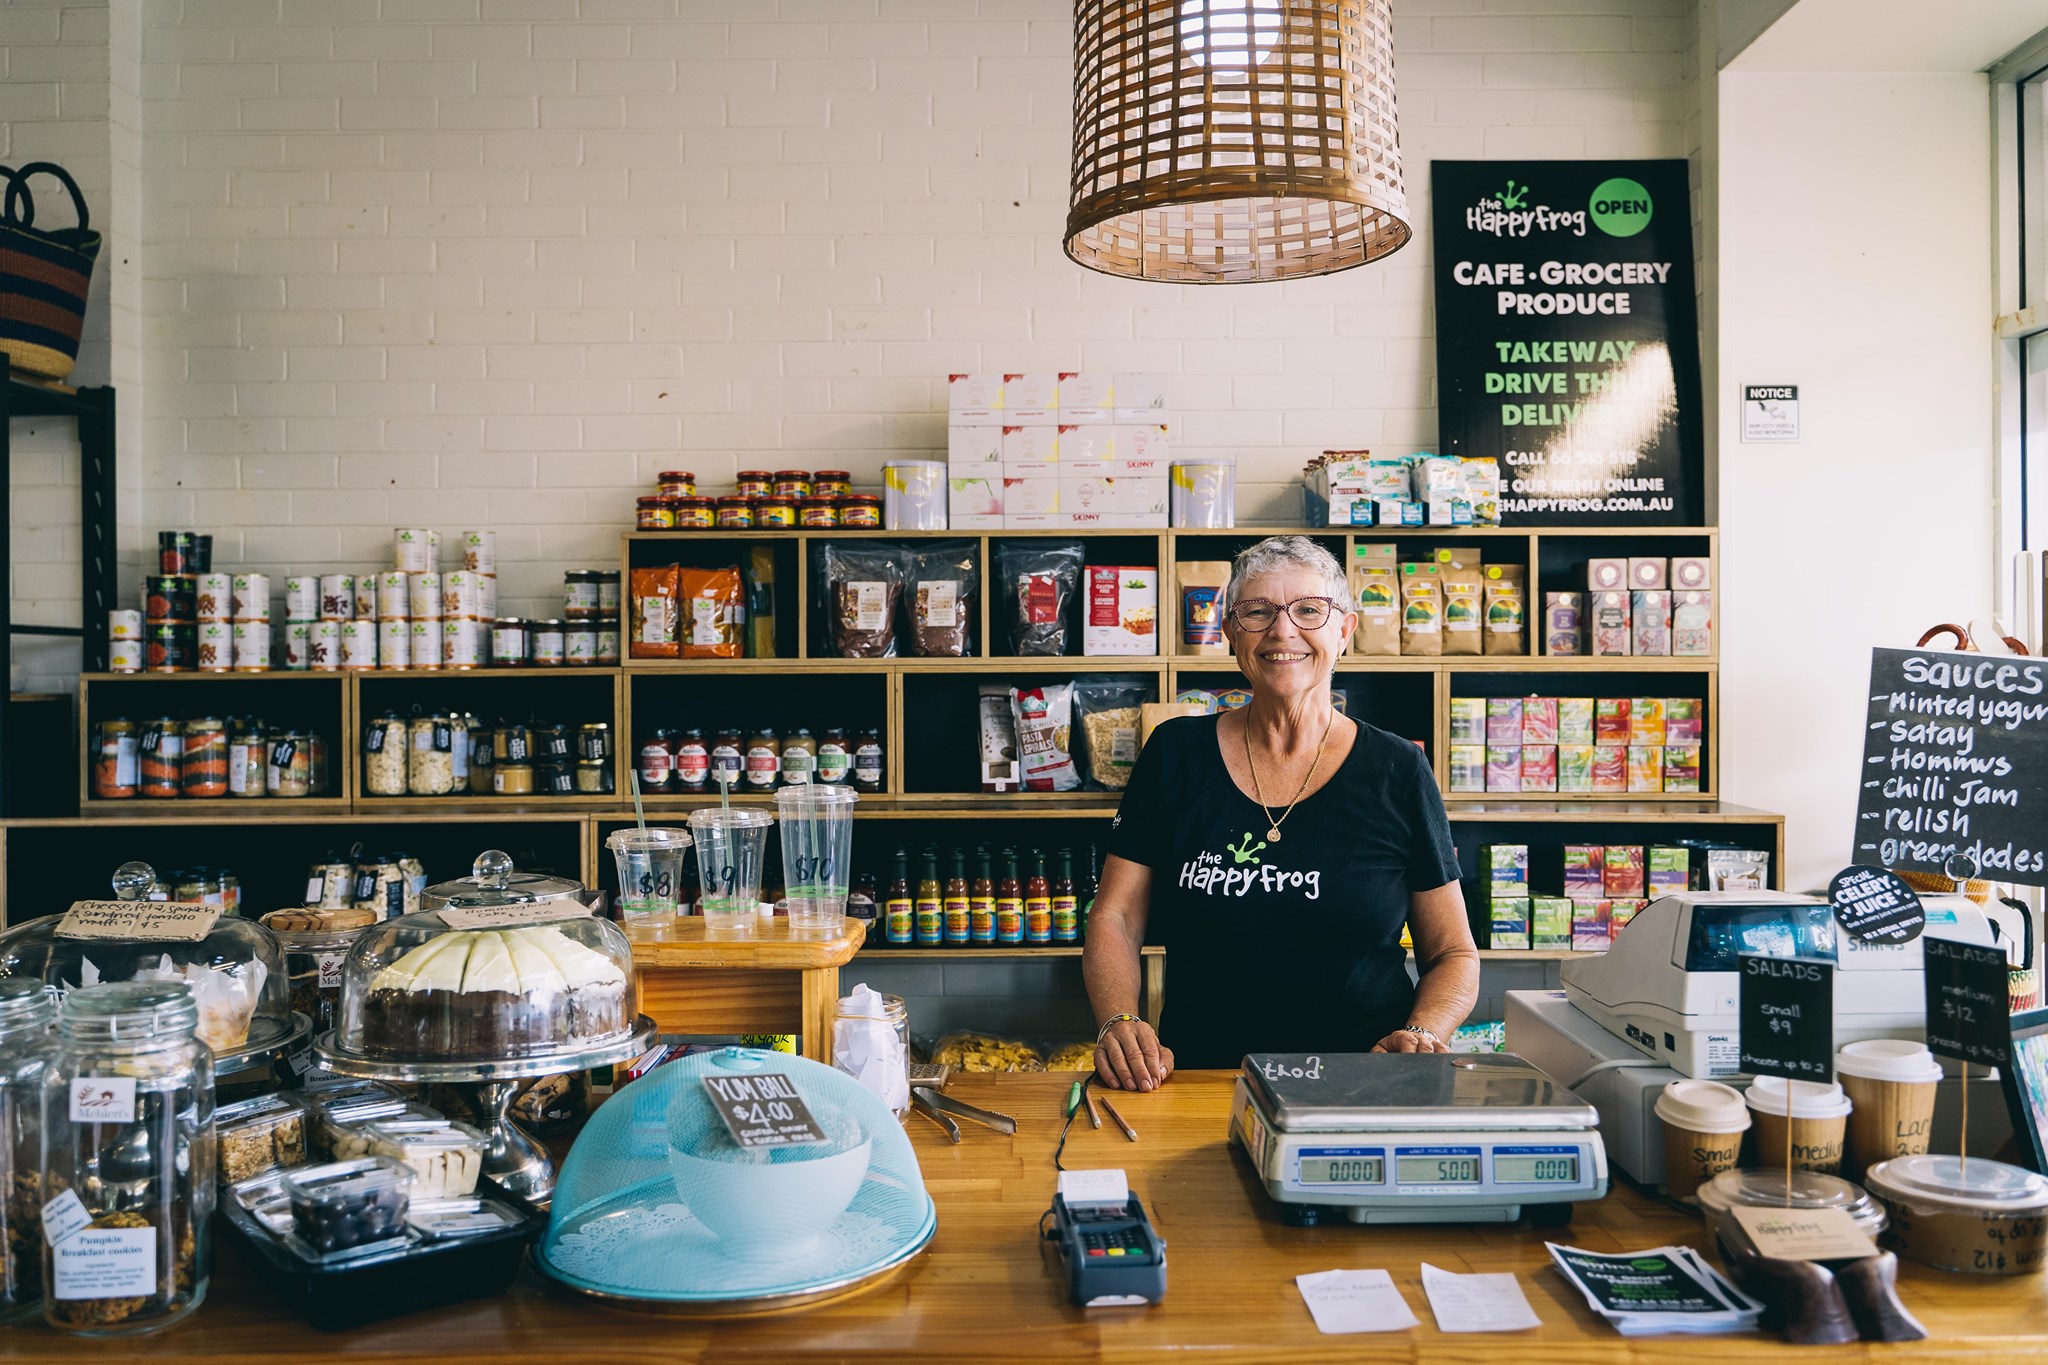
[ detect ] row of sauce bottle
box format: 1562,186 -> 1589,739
638,725 -> 885,793
866,845 -> 1097,947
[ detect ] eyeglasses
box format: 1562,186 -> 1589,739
1228,596 -> 1339,632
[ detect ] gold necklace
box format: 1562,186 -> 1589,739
1242,707 -> 1335,843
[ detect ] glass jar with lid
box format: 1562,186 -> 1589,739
634,496 -> 675,531
830,990 -> 908,1116
0,980 -> 58,1322
564,620 -> 599,666
181,718 -> 228,798
595,616 -> 620,666
489,618 -> 529,667
596,571 -> 620,618
563,571 -> 602,621
351,854 -> 408,920
267,730 -> 313,798
715,496 -> 754,529
227,718 -> 266,799
363,711 -> 408,797
138,719 -> 182,800
531,620 -> 567,667
306,851 -> 354,910
813,470 -> 853,500
395,853 -> 427,915
466,724 -> 495,794
655,471 -> 696,498
93,720 -> 138,800
40,982 -> 214,1336
407,713 -> 457,796
258,907 -> 375,1038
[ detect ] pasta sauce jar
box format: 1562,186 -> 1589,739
837,494 -> 883,528
673,496 -> 716,530
799,496 -> 839,528
756,497 -> 796,528
716,496 -> 754,528
735,470 -> 773,499
655,470 -> 696,498
635,496 -> 675,530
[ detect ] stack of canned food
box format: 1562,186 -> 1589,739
112,531 -> 278,674
362,710 -> 614,799
92,714 -> 329,801
485,569 -> 621,667
633,469 -> 881,531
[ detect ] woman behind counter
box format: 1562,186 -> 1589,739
1085,536 -> 1479,1088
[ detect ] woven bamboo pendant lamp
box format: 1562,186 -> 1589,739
1065,0 -> 1411,283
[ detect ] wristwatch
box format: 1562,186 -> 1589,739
1398,1024 -> 1441,1047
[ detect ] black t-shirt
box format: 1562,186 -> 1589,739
1106,713 -> 1461,1070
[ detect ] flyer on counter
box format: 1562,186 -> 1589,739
1294,1268 -> 1420,1335
1546,1242 -> 1762,1336
1420,1262 -> 1541,1332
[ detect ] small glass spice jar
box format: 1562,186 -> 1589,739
813,469 -> 853,499
756,497 -> 797,528
715,496 -> 755,529
672,496 -> 715,530
635,496 -> 676,531
735,470 -> 773,499
837,494 -> 883,528
41,983 -> 214,1338
655,470 -> 696,498
799,496 -> 839,528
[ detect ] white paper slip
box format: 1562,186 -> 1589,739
1295,1268 -> 1420,1335
1421,1262 -> 1542,1333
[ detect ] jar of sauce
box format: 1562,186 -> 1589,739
531,619 -> 567,666
496,721 -> 534,764
853,726 -> 884,794
636,495 -> 676,530
815,727 -> 851,786
491,617 -> 529,666
673,496 -> 716,530
756,497 -> 797,528
494,763 -> 536,796
735,470 -> 773,499
564,570 -> 602,620
656,470 -> 696,497
779,727 -> 816,786
716,496 -> 755,528
564,620 -> 599,666
745,727 -> 781,790
773,470 -> 813,499
813,470 -> 852,499
467,724 -> 495,793
595,616 -> 620,665
637,730 -> 674,792
837,494 -> 883,528
674,728 -> 709,792
710,728 -> 744,789
597,570 -> 621,617
799,496 -> 839,528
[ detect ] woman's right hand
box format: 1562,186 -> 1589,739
1095,1019 -> 1174,1092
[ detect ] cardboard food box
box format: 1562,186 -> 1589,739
948,424 -> 1003,467
1564,844 -> 1605,903
1449,745 -> 1487,793
1628,557 -> 1668,590
1532,896 -> 1574,950
1629,697 -> 1667,745
1485,697 -> 1523,745
1608,898 -> 1648,933
1672,590 -> 1714,656
1588,557 -> 1628,592
1601,845 -> 1646,898
1544,591 -> 1583,656
1592,745 -> 1628,793
1630,590 -> 1672,657
1663,697 -> 1704,744
1594,698 -> 1631,746
1557,743 -> 1595,792
1083,566 -> 1158,656
1489,898 -> 1531,951
1520,696 -> 1559,745
1671,556 -> 1712,591
1571,900 -> 1612,952
1486,746 -> 1523,793
1591,590 -> 1631,656
1480,843 -> 1529,895
1557,697 -> 1595,745
1647,846 -> 1690,899
1521,745 -> 1558,792
1663,744 -> 1702,793
1449,696 -> 1487,744
1627,744 -> 1665,792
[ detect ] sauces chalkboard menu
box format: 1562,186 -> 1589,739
1852,646 -> 2048,887
1429,159 -> 1703,526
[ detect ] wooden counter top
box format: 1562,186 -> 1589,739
626,915 -> 864,970
5,1070 -> 2045,1362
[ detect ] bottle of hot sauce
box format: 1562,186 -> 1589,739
1051,847 -> 1078,944
1025,848 -> 1053,945
915,847 -> 943,947
995,847 -> 1024,945
943,848 -> 971,946
884,848 -> 913,946
968,845 -> 996,945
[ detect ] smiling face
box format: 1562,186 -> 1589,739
1225,565 -> 1355,703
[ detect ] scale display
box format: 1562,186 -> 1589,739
1299,1153 -> 1384,1185
1495,1153 -> 1580,1183
1397,1150 -> 1482,1184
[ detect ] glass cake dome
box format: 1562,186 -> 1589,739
0,861 -> 291,1058
332,870 -> 637,1063
538,1047 -> 935,1309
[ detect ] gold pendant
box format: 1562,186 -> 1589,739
1267,827 -> 1282,842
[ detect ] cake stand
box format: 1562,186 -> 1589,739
315,1015 -> 655,1204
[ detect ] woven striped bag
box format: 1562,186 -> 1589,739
0,162 -> 101,382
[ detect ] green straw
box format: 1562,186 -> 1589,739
629,766 -> 647,833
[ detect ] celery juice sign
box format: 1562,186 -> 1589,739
1430,161 -> 1704,526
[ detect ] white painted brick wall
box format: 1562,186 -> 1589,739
12,1 -> 1694,636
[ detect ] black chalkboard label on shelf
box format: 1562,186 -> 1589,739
1922,937 -> 2012,1068
1853,646 -> 2048,888
1739,956 -> 1834,1083
701,1072 -> 829,1150
1827,865 -> 1925,945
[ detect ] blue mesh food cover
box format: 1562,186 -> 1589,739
539,1047 -> 936,1305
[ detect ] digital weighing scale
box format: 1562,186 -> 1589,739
1228,1052 -> 1607,1224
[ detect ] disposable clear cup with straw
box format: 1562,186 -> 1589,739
687,807 -> 774,933
606,827 -> 692,934
775,785 -> 858,930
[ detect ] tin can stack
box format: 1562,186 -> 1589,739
495,569 -> 620,668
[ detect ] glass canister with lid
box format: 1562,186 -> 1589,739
40,982 -> 214,1336
0,980 -> 57,1322
363,711 -> 408,797
407,713 -> 459,796
227,718 -> 266,799
258,907 -> 376,1039
351,854 -> 408,921
306,851 -> 355,911
267,730 -> 314,797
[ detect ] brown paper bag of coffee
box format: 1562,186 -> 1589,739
1483,564 -> 1527,656
1351,565 -> 1400,656
1441,567 -> 1483,656
1399,562 -> 1442,657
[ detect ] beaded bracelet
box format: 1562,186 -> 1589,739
1096,1013 -> 1141,1043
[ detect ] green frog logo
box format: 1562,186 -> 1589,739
1227,832 -> 1266,865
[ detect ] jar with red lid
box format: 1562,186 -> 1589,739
673,496 -> 716,530
756,497 -> 797,528
715,496 -> 755,529
735,470 -> 773,499
799,496 -> 839,528
636,495 -> 676,530
772,470 -> 813,499
656,470 -> 696,497
837,494 -> 883,528
813,470 -> 852,499
637,730 -> 674,793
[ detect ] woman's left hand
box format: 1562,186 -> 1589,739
1370,1028 -> 1449,1054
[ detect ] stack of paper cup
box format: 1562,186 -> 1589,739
1655,1079 -> 1751,1203
1837,1040 -> 1943,1180
1745,1077 -> 1853,1176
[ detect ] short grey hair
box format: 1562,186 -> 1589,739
1224,535 -> 1350,612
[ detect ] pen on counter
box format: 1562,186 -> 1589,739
1099,1096 -> 1138,1143
1084,1087 -> 1103,1130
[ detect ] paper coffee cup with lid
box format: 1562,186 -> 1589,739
1745,1076 -> 1853,1176
1655,1079 -> 1751,1202
1836,1039 -> 1943,1180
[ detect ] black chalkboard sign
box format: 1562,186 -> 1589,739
1739,956 -> 1834,1083
1922,937 -> 2012,1069
701,1072 -> 828,1150
1853,646 -> 2048,888
1827,865 -> 1925,945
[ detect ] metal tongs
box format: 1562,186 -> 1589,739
909,1085 -> 1017,1143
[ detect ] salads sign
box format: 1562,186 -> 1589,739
1431,160 -> 1704,526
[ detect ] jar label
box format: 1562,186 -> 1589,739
55,900 -> 220,942
40,1188 -> 90,1247
304,876 -> 323,904
317,952 -> 346,989
439,902 -> 594,930
52,1225 -> 155,1300
68,1075 -> 137,1124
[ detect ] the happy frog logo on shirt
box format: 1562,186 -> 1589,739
1178,835 -> 1321,900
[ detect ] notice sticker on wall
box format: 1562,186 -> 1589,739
1741,384 -> 1800,442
